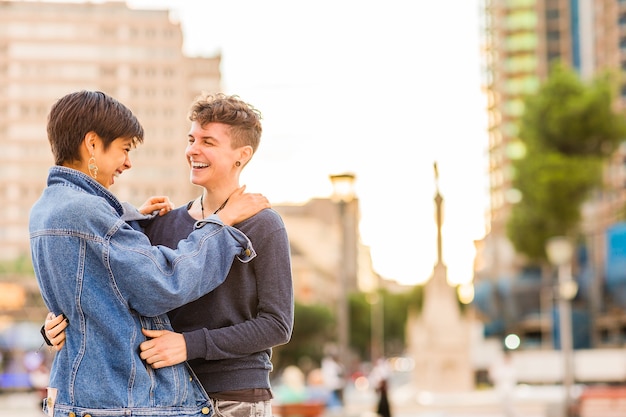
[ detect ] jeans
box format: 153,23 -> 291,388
210,398 -> 273,417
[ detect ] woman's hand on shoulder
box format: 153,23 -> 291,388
218,186 -> 270,225
138,196 -> 174,216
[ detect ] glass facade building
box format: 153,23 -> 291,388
477,0 -> 626,348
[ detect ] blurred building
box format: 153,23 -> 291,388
476,0 -> 626,348
0,2 -> 223,386
274,196 -> 382,305
0,0 -> 221,261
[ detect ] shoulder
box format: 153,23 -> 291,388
58,191 -> 118,219
143,204 -> 195,245
159,204 -> 192,222
243,208 -> 285,229
237,208 -> 287,238
257,208 -> 284,224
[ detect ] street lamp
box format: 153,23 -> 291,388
329,172 -> 356,376
367,290 -> 384,362
546,236 -> 577,417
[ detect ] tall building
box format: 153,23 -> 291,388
477,0 -> 626,347
0,0 -> 221,261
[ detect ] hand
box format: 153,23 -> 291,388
44,312 -> 69,351
217,186 -> 270,225
138,196 -> 174,216
139,328 -> 187,369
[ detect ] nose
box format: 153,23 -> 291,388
185,143 -> 198,159
123,154 -> 132,170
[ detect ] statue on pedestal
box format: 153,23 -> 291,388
406,162 -> 474,392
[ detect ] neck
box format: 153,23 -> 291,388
198,185 -> 238,218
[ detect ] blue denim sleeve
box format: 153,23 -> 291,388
107,215 -> 255,317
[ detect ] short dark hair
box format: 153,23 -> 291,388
47,90 -> 144,165
188,93 -> 262,152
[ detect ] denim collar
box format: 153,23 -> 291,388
47,166 -> 126,217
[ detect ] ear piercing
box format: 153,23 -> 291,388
88,154 -> 98,179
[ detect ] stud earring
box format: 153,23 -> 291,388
88,154 -> 98,179
235,161 -> 241,167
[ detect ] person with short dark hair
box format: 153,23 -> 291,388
31,90 -> 269,417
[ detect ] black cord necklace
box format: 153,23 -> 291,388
199,193 -> 229,218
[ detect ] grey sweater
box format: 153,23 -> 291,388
143,205 -> 294,394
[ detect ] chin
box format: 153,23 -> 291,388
189,174 -> 205,185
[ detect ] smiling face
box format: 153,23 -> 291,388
185,121 -> 244,190
92,135 -> 134,189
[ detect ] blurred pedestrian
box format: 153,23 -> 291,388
307,368 -> 342,410
489,351 -> 519,417
275,366 -> 309,404
371,358 -> 392,417
321,353 -> 345,405
376,378 -> 391,417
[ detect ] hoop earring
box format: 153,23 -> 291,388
235,161 -> 241,167
88,154 -> 98,179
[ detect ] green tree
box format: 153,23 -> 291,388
520,63 -> 625,157
0,255 -> 34,275
348,286 -> 422,360
272,302 -> 334,373
274,285 -> 422,372
507,63 -> 626,261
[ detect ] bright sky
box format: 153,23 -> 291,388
127,0 -> 490,286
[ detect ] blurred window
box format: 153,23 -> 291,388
505,33 -> 537,52
505,11 -> 537,31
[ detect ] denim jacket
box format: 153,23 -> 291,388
29,166 -> 256,417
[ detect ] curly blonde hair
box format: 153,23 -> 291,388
188,93 -> 262,152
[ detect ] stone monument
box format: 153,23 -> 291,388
406,162 -> 474,392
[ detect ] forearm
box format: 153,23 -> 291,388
184,312 -> 292,361
111,217 -> 255,316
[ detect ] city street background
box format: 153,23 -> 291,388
3,1 -> 626,417
0,384 -> 560,417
